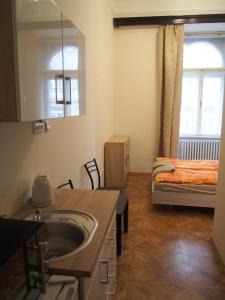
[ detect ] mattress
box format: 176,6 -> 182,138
153,181 -> 216,195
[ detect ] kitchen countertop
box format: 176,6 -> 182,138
14,189 -> 119,278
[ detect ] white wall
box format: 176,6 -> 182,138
114,26 -> 158,172
113,2 -> 225,172
213,103 -> 225,264
0,0 -> 115,216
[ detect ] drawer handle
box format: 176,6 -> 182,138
106,278 -> 117,295
108,228 -> 116,241
100,260 -> 108,284
108,264 -> 117,279
108,246 -> 116,259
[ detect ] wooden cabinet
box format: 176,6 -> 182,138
83,213 -> 117,300
0,0 -> 85,122
104,136 -> 129,188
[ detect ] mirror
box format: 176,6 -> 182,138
15,0 -> 85,121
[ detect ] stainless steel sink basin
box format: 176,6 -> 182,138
24,209 -> 98,261
46,221 -> 86,259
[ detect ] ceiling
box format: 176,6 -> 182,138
111,0 -> 225,17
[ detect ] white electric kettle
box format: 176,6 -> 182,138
32,175 -> 54,208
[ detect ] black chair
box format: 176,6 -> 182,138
57,179 -> 74,189
84,158 -> 128,255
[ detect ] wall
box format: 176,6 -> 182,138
0,0 -> 115,215
114,26 -> 158,172
113,2 -> 225,173
213,103 -> 225,264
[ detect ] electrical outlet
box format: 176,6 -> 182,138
33,120 -> 45,134
44,120 -> 51,132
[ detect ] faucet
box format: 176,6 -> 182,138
22,208 -> 42,221
34,208 -> 42,221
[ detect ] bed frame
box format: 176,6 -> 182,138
152,188 -> 216,208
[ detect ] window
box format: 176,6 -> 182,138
179,38 -> 225,137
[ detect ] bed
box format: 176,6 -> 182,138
152,157 -> 218,208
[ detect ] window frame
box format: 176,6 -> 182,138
181,67 -> 225,137
180,36 -> 225,138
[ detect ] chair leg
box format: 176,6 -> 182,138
116,213 -> 122,256
124,202 -> 128,233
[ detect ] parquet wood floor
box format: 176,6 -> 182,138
113,174 -> 225,300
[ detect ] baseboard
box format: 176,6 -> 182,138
128,172 -> 152,175
210,238 -> 225,274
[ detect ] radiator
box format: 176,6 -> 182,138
178,136 -> 220,160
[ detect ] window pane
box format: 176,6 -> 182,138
56,77 -> 63,101
201,73 -> 224,135
48,79 -> 64,118
180,73 -> 199,135
63,46 -> 78,70
183,41 -> 224,68
49,46 -> 78,71
49,48 -> 63,71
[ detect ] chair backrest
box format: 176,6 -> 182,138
84,158 -> 101,190
57,179 -> 74,189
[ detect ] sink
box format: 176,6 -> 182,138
45,221 -> 86,259
24,209 -> 98,261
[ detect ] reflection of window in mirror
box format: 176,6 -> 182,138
48,46 -> 80,117
14,0 -> 85,121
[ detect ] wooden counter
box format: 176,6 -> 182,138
14,189 -> 119,278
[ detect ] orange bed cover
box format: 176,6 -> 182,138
154,157 -> 219,185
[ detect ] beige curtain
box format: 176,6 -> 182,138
156,24 -> 184,158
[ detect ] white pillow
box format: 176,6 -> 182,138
152,165 -> 175,177
152,160 -> 174,170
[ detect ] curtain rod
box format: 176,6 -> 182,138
113,14 -> 225,27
